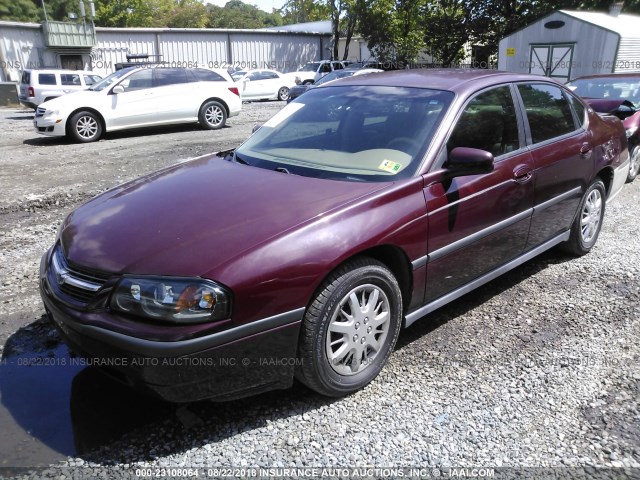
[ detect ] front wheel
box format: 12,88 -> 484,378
69,111 -> 102,143
627,145 -> 639,183
561,178 -> 606,256
199,101 -> 226,130
296,258 -> 402,397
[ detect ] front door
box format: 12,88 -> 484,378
423,85 -> 534,302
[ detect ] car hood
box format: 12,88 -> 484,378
60,155 -> 388,278
40,89 -> 102,109
585,98 -> 634,114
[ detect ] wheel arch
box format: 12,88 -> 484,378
306,245 -> 414,316
595,166 -> 614,198
201,97 -> 230,117
65,107 -> 106,135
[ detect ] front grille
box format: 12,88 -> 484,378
50,245 -> 111,305
35,107 -> 46,118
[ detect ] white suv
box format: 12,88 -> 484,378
286,61 -> 346,85
34,66 -> 242,143
18,69 -> 103,109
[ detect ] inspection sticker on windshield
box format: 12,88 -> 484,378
378,160 -> 402,173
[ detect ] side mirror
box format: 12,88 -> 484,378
243,77 -> 251,82
445,147 -> 494,177
112,85 -> 125,94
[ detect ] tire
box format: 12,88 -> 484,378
277,86 -> 290,101
68,110 -> 102,143
561,178 -> 606,256
627,145 -> 639,183
296,257 -> 402,397
198,101 -> 226,130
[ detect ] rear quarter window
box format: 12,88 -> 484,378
190,69 -> 226,82
38,73 -> 57,85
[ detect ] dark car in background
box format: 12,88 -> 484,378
40,70 -> 628,403
567,73 -> 640,182
287,67 -> 383,103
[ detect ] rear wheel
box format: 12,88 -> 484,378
561,178 -> 605,256
69,111 -> 102,143
296,258 -> 402,397
277,86 -> 290,101
199,101 -> 226,130
627,145 -> 639,183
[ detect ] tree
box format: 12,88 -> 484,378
328,0 -> 359,59
357,0 -> 426,65
0,0 -> 39,22
421,0 -> 469,66
167,0 -> 207,28
279,0 -> 329,24
207,1 -> 283,29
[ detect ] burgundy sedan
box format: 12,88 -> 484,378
40,70 -> 629,402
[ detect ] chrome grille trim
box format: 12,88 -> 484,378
49,246 -> 111,304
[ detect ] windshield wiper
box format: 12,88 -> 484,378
275,166 -> 291,174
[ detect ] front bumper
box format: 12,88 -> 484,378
39,251 -> 303,402
33,114 -> 66,137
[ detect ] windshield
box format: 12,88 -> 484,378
235,86 -> 454,182
89,68 -> 134,91
315,70 -> 356,86
299,62 -> 321,72
568,77 -> 640,108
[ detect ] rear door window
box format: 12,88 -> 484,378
154,68 -> 189,87
38,74 -> 57,85
517,83 -> 576,144
21,71 -> 31,84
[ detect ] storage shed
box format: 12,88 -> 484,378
498,9 -> 640,82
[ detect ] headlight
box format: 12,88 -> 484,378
45,109 -> 60,116
626,126 -> 637,138
110,276 -> 231,324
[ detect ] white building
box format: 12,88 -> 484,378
0,20 -> 331,82
498,8 -> 640,82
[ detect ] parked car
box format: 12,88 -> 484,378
237,69 -> 296,101
231,70 -> 247,82
287,68 -> 383,103
567,73 -> 640,182
33,66 -> 242,143
40,70 -> 628,402
18,69 -> 102,109
286,60 -> 346,85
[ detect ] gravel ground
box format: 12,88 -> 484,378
0,104 -> 639,479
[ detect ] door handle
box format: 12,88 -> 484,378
513,164 -> 533,183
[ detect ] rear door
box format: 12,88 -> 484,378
423,84 -> 534,302
515,83 -> 591,248
150,68 -> 194,122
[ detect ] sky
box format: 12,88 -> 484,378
205,0 -> 287,12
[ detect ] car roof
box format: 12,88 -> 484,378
569,72 -> 640,81
22,69 -> 96,75
331,68 -> 562,93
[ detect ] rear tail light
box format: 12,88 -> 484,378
28,87 -> 35,97
228,87 -> 239,96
